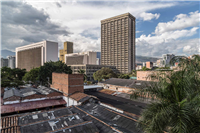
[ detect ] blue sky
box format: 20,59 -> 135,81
1,1 -> 199,57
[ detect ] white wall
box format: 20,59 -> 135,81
46,41 -> 58,62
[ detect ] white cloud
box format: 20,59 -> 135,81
25,1 -> 176,52
136,11 -> 199,57
155,10 -> 199,34
139,12 -> 160,21
137,27 -> 199,45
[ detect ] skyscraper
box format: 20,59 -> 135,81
101,13 -> 136,73
8,56 -> 15,69
59,41 -> 73,63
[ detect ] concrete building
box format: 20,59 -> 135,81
99,78 -> 153,93
8,56 -> 15,69
1,58 -> 8,67
70,64 -> 118,80
65,51 -> 97,65
101,13 -> 136,73
16,40 -> 58,71
97,52 -> 101,65
136,65 -> 142,70
146,61 -> 153,69
161,54 -> 175,67
59,41 -> 73,63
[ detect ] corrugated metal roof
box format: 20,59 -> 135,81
3,88 -> 21,99
84,85 -> 102,90
69,92 -> 97,103
101,78 -> 154,89
1,99 -> 66,114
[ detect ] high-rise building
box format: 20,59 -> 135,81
1,58 -> 8,68
8,56 -> 15,69
101,13 -> 136,73
59,41 -> 73,62
16,40 -> 58,71
65,51 -> 97,65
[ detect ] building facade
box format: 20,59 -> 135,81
16,40 -> 58,71
146,61 -> 153,69
101,13 -> 136,73
1,58 -> 8,68
8,56 -> 15,69
70,64 -> 118,80
65,51 -> 97,65
59,41 -> 73,62
51,73 -> 84,95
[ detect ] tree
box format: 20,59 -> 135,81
78,69 -> 87,81
1,67 -> 26,87
93,67 -> 117,82
141,66 -> 151,71
23,67 -> 40,84
38,61 -> 72,86
131,55 -> 200,133
118,74 -> 130,79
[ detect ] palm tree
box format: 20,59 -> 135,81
131,55 -> 200,133
78,69 -> 87,81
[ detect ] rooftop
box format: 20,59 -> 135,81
100,78 -> 154,89
1,103 -> 141,133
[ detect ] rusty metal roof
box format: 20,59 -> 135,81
69,92 -> 97,103
1,99 -> 66,114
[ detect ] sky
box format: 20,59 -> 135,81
1,0 -> 200,57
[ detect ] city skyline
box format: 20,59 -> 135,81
1,1 -> 199,58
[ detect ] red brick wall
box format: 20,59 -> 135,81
51,73 -> 83,95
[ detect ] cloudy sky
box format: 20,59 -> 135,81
1,0 -> 199,57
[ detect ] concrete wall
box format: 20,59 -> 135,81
99,83 -> 134,94
51,73 -> 84,95
46,41 -> 58,62
16,40 -> 58,71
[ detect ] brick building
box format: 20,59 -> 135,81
51,73 -> 84,95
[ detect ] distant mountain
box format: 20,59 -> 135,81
1,50 -> 15,58
136,55 -> 161,63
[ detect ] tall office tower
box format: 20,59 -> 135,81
16,40 -> 58,71
1,58 -> 8,68
101,13 -> 136,73
8,56 -> 15,69
59,41 -> 73,62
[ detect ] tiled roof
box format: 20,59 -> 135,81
101,78 -> 154,89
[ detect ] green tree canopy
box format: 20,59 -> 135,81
1,67 -> 26,87
93,67 -> 117,82
118,74 -> 130,79
38,61 -> 72,86
23,67 -> 40,84
131,55 -> 200,133
141,66 -> 151,71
